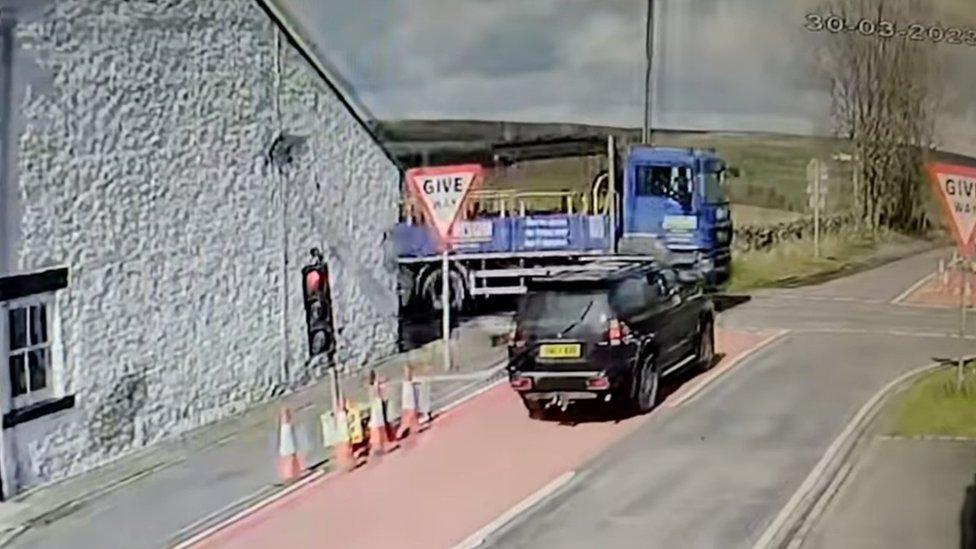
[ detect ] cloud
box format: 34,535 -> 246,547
279,0 -> 976,155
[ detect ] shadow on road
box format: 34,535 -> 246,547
714,293 -> 751,313
531,353 -> 728,426
397,298 -> 518,352
961,474 -> 976,549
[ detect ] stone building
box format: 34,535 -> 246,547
0,0 -> 401,496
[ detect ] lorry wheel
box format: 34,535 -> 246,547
398,267 -> 415,310
631,354 -> 660,414
696,320 -> 715,372
422,267 -> 466,313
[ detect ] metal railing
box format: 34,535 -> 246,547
403,187 -> 604,222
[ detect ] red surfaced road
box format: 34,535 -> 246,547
194,329 -> 773,549
903,272 -> 976,309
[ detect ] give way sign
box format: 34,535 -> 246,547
405,164 -> 484,244
928,162 -> 976,256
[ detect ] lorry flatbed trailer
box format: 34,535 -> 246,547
395,137 -> 734,312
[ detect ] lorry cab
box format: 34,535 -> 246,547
622,147 -> 733,286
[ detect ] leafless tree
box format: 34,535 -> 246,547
818,0 -> 940,234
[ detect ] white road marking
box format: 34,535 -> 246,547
890,272 -> 935,304
452,470 -> 576,549
765,294 -> 886,305
734,326 -> 976,341
171,469 -> 327,549
666,329 -> 789,408
435,377 -> 507,417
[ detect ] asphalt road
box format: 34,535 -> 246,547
489,247 -> 973,548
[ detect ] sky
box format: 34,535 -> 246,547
278,0 -> 976,155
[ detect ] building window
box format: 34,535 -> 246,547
5,297 -> 53,407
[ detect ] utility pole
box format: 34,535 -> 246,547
642,0 -> 655,145
0,15 -> 13,276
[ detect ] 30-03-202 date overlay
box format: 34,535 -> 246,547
805,14 -> 976,46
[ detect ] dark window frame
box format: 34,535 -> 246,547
5,295 -> 54,408
0,268 -> 71,424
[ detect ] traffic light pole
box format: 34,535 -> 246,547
441,250 -> 452,372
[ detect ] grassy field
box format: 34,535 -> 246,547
727,230 -> 918,292
652,132 -> 854,215
886,366 -> 976,438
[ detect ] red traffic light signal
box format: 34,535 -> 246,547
301,263 -> 334,360
305,270 -> 323,294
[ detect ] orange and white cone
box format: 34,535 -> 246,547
397,368 -> 421,446
367,387 -> 396,458
332,401 -> 357,472
277,407 -> 304,483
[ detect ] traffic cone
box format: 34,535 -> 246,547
367,385 -> 396,458
397,366 -> 421,447
277,407 -> 304,483
331,401 -> 357,472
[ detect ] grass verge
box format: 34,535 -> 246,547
727,230 -> 920,292
886,365 -> 976,438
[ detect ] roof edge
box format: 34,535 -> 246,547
253,0 -> 403,172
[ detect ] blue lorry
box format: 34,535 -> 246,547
394,136 -> 734,311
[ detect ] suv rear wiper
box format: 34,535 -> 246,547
556,300 -> 594,338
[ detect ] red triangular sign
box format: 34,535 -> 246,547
928,162 -> 976,257
406,164 -> 484,243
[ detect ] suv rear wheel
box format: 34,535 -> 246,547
697,320 -> 715,371
522,398 -> 548,420
632,353 -> 660,413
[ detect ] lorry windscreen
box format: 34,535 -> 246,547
517,290 -> 610,338
635,165 -> 694,210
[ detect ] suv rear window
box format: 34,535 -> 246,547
517,290 -> 610,338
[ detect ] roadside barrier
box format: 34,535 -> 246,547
933,252 -> 976,298
277,407 -> 304,483
324,400 -> 357,472
275,358 -> 506,475
366,379 -> 397,457
397,366 -> 422,447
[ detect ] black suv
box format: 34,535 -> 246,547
507,260 -> 715,417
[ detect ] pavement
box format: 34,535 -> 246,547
1,313 -> 512,549
800,436 -> 976,549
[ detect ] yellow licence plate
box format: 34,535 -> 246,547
538,343 -> 582,359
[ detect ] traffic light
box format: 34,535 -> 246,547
301,260 -> 335,360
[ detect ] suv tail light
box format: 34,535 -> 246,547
586,376 -> 610,390
510,376 -> 533,391
606,319 -> 630,346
